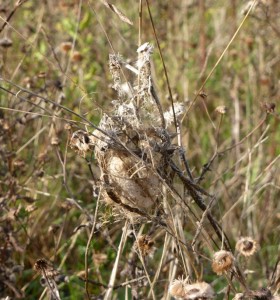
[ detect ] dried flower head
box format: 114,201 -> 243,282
34,259 -> 59,279
60,42 -> 72,52
72,51 -> 83,62
215,105 -> 227,114
212,250 -> 235,275
184,282 -> 215,300
133,235 -> 154,257
70,130 -> 95,157
0,37 -> 13,48
263,102 -> 276,114
34,258 -> 48,272
169,278 -> 187,298
236,237 -> 258,257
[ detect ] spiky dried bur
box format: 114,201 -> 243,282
184,282 -> 215,300
235,237 -> 258,257
212,250 -> 235,275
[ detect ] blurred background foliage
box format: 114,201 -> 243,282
0,0 -> 279,299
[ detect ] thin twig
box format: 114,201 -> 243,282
145,0 -> 177,131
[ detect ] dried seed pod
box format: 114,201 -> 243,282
184,282 -> 215,300
236,237 -> 258,257
212,250 -> 235,275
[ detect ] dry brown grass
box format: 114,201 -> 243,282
0,0 -> 279,299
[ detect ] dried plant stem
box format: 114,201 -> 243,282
137,0 -> 143,108
0,106 -> 87,125
198,115 -> 268,183
16,126 -> 46,155
85,190 -> 101,299
182,0 -> 258,121
104,220 -> 129,300
40,268 -> 61,300
191,196 -> 216,249
145,0 -> 177,130
0,0 -> 29,34
148,232 -> 169,297
132,225 -> 156,300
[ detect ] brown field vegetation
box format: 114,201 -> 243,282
0,1 -> 279,299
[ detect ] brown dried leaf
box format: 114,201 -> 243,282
103,1 -> 133,25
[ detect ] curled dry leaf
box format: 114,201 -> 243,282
103,1 -> 133,25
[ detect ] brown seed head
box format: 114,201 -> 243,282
34,258 -> 59,278
169,278 -> 187,298
215,105 -> 227,115
212,250 -> 235,275
133,235 -> 154,257
72,51 -> 83,62
236,237 -> 258,257
184,282 -> 215,300
60,42 -> 72,52
70,130 -> 95,157
34,258 -> 49,272
263,102 -> 276,114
